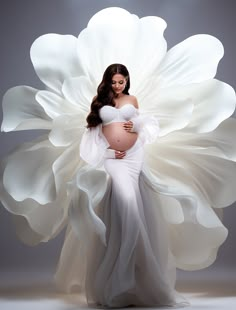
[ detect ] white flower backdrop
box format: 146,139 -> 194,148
0,3 -> 236,272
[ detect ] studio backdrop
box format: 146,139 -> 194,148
0,0 -> 235,276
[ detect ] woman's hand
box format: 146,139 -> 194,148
115,150 -> 126,159
123,121 -> 133,132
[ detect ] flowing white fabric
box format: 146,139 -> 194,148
1,6 -> 236,308
56,138 -> 189,307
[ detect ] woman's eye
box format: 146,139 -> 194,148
111,80 -> 125,85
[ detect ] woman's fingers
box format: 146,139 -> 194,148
115,150 -> 126,159
123,121 -> 133,132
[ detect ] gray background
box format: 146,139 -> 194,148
0,0 -> 235,279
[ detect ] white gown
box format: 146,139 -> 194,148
54,105 -> 188,307
55,113 -> 188,307
1,6 -> 236,309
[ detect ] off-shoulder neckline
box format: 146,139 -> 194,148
101,103 -> 138,110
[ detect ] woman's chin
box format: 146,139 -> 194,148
114,92 -> 124,97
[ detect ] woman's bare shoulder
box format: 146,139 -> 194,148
127,95 -> 139,109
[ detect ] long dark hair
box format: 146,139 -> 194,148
86,63 -> 130,128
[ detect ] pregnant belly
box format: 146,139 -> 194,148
102,122 -> 138,151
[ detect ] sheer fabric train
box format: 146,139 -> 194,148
55,134 -> 188,307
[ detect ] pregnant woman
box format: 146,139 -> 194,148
1,8 -> 236,310
77,64 -> 187,307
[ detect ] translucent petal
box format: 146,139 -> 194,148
62,76 -> 95,113
2,136 -> 64,204
49,114 -> 86,147
0,187 -> 69,244
138,79 -> 235,136
173,118 -> 236,161
0,141 -> 85,243
52,141 -> 85,193
30,34 -> 82,94
139,86 -> 194,136
169,221 -> 227,270
146,130 -> 236,211
158,34 -> 224,87
68,167 -> 108,246
0,157 -> 68,245
1,86 -> 51,132
138,168 -> 228,270
183,80 -> 236,133
36,90 -> 80,119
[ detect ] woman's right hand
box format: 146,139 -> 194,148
115,150 -> 126,159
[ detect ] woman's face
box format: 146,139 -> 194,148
111,74 -> 127,95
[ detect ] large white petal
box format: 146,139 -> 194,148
169,221 -> 227,270
142,167 -> 228,270
145,130 -> 236,211
30,34 -> 82,94
158,34 -> 224,87
0,142 -> 85,244
0,186 -> 69,244
52,141 -> 85,193
139,84 -> 194,136
36,90 -> 80,119
49,114 -> 86,147
1,86 -> 52,132
68,167 -> 108,246
77,7 -> 167,91
143,105 -> 193,137
138,79 -> 235,136
173,118 -> 236,161
184,80 -> 236,133
2,136 -> 64,204
62,76 -> 95,113
144,145 -> 234,269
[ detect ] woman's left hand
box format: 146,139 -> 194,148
115,150 -> 126,159
123,121 -> 133,132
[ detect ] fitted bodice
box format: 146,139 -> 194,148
99,104 -> 137,126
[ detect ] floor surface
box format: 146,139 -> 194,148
0,270 -> 235,310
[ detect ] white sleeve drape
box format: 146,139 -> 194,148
80,113 -> 160,167
80,124 -> 110,167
